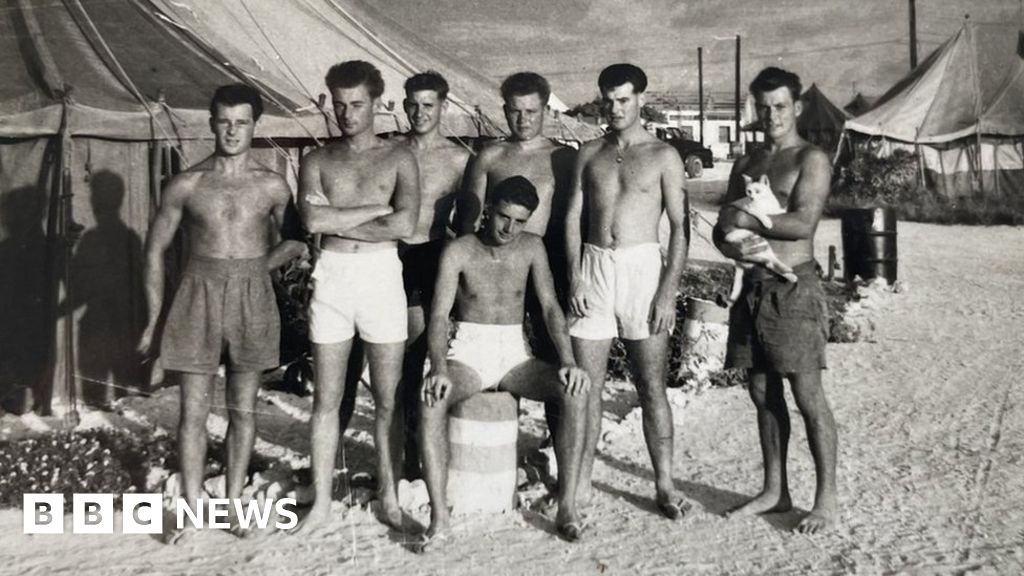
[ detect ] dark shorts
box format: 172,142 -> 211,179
161,256 -> 280,375
399,239 -> 446,309
725,260 -> 828,374
525,237 -> 570,362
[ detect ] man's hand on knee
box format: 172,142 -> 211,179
421,372 -> 453,406
559,365 -> 590,396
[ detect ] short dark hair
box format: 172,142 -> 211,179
749,67 -> 802,102
209,84 -> 263,121
405,71 -> 449,100
325,60 -> 384,99
598,63 -> 648,94
489,176 -> 539,212
500,72 -> 551,105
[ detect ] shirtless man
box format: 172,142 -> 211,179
295,60 -> 419,532
137,84 -> 304,540
566,64 -> 690,518
394,71 -> 471,478
713,67 -> 837,534
458,72 -> 576,436
418,176 -> 590,550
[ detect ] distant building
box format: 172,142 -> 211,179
645,90 -> 761,159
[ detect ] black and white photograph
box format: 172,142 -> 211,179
1,0 -> 1022,574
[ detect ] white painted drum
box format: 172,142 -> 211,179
446,391 -> 518,515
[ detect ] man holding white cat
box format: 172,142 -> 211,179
713,66 -> 838,534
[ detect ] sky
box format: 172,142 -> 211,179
369,0 -> 1022,107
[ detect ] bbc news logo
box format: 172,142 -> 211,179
23,494 -> 298,534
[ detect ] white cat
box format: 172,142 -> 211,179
720,174 -> 798,305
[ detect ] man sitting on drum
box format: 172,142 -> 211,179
416,175 -> 590,551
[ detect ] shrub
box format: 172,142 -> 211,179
829,149 -> 919,213
0,429 -> 273,508
830,149 -> 1024,225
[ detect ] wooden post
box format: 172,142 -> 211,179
698,46 -> 705,146
828,245 -> 838,282
735,35 -> 742,155
909,0 -> 918,69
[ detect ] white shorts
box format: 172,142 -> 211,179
569,243 -> 663,341
447,322 -> 533,390
308,249 -> 407,344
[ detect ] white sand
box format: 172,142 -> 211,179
1,215 -> 1023,575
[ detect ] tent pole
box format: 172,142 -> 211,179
56,89 -> 79,427
150,92 -> 166,216
916,143 -> 926,189
977,132 -> 985,202
833,130 -> 847,169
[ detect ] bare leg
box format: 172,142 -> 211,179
293,340 -> 352,535
727,371 -> 793,516
623,334 -> 688,518
337,337 -> 365,439
401,306 -> 428,480
178,372 -> 214,513
790,370 -> 838,533
417,362 -> 479,550
364,341 -> 406,529
224,371 -> 261,500
571,337 -> 613,504
168,372 -> 213,543
500,360 -> 588,538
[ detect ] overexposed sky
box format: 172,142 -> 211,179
371,0 -> 1021,106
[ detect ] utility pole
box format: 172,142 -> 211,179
735,34 -> 741,156
698,46 -> 704,145
909,0 -> 918,69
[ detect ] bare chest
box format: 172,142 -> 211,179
459,252 -> 530,298
488,151 -> 557,198
415,150 -> 464,200
185,179 -> 272,228
320,150 -> 399,205
585,151 -> 663,207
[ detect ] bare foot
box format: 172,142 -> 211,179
375,499 -> 404,530
726,491 -> 792,517
555,508 -> 585,542
291,503 -> 331,536
795,504 -> 836,534
656,490 -> 692,521
414,524 -> 452,554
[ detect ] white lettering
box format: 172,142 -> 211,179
274,498 -> 298,530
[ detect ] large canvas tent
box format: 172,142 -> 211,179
0,0 -> 599,416
842,23 -> 1024,200
797,84 -> 849,155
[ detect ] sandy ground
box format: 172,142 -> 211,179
1,169 -> 1023,574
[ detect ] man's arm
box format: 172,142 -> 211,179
342,147 -> 420,242
565,143 -> 593,317
137,176 -> 188,355
529,238 -> 575,367
650,148 -> 688,335
297,149 -> 392,235
731,148 -> 832,241
422,243 -> 461,405
266,184 -> 308,270
529,238 -> 590,395
455,146 -> 491,235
